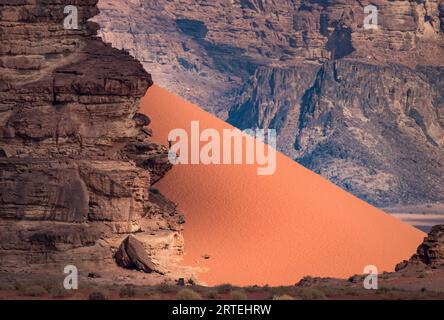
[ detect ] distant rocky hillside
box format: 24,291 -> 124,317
96,0 -> 444,206
0,0 -> 187,280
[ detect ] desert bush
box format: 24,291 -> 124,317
49,286 -> 71,299
375,287 -> 389,294
216,284 -> 233,294
245,285 -> 261,293
296,288 -> 326,300
206,291 -> 219,300
176,288 -> 202,300
157,282 -> 175,294
20,285 -> 47,297
0,282 -> 16,292
381,272 -> 390,280
272,294 -> 295,300
270,286 -> 289,296
89,290 -> 107,300
342,287 -> 360,296
119,285 -> 137,298
144,293 -> 162,300
231,290 -> 248,300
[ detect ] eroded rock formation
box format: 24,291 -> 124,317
96,0 -> 444,206
396,224 -> 444,271
115,235 -> 164,274
0,0 -> 184,279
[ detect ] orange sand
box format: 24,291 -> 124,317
141,85 -> 425,286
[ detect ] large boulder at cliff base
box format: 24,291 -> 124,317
115,235 -> 162,274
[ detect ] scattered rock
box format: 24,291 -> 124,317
88,272 -> 102,279
395,260 -> 409,272
177,278 -> 185,286
133,113 -> 151,127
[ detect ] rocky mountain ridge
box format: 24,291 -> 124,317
96,0 -> 444,206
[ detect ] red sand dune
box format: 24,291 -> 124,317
141,85 -> 425,286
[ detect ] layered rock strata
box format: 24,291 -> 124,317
396,224 -> 444,271
0,0 -> 184,278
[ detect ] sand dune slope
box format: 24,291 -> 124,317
141,85 -> 425,286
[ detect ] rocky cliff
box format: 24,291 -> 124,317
0,0 -> 185,280
396,224 -> 444,271
96,0 -> 444,206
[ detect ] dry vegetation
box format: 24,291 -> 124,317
1,272 -> 444,300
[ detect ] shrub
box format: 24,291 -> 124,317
207,291 -> 219,300
21,285 -> 47,297
0,282 -> 16,292
270,286 -> 289,296
31,279 -> 54,293
216,284 -> 233,294
343,287 -> 360,296
375,287 -> 389,295
231,290 -> 248,300
49,286 -> 71,299
381,272 -> 390,280
145,293 -> 162,300
272,294 -> 295,300
89,291 -> 107,300
176,288 -> 202,300
245,285 -> 261,293
157,282 -> 175,293
297,288 -> 326,300
119,285 -> 137,298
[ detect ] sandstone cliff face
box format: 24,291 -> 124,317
96,0 -> 444,206
0,0 -> 184,278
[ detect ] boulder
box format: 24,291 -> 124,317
115,235 -> 162,274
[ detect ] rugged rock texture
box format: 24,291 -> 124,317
96,0 -> 444,206
0,0 -> 184,279
115,235 -> 162,274
396,224 -> 444,270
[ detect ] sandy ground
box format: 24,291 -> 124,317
140,85 -> 425,287
1,269 -> 443,300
